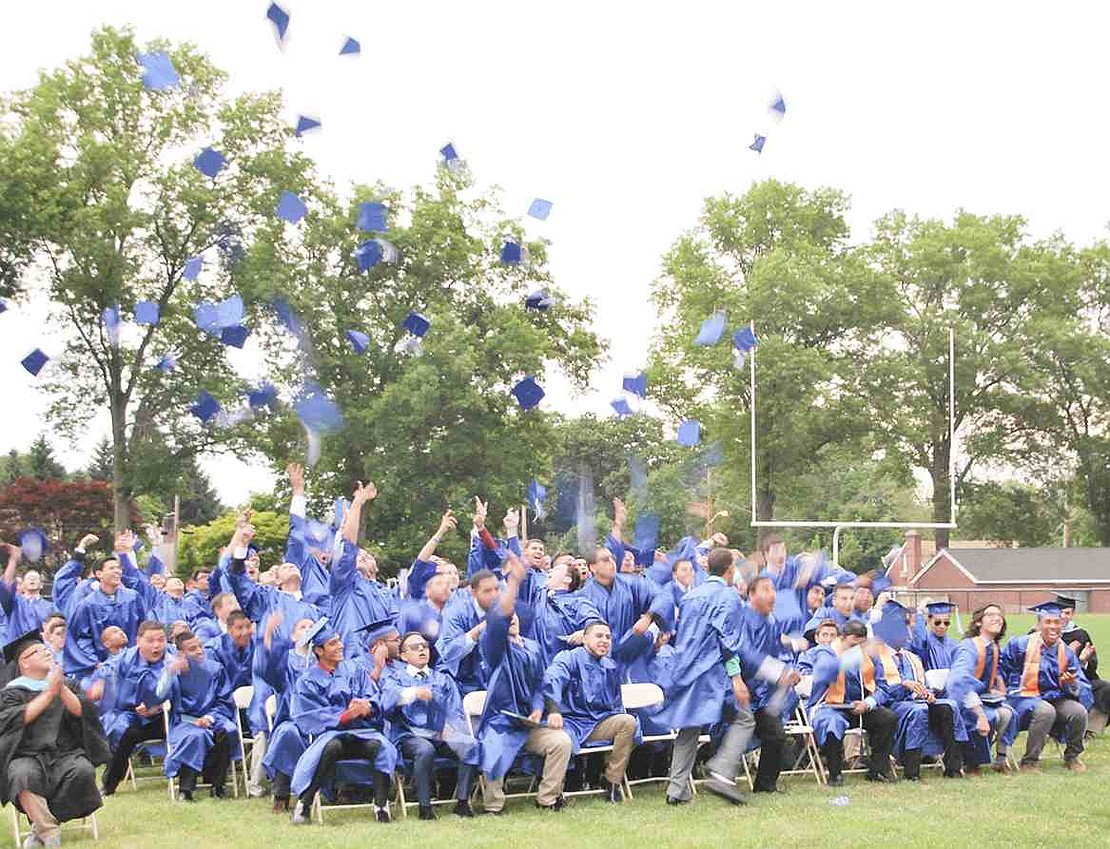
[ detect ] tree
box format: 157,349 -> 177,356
0,450 -> 26,485
26,434 -> 66,480
231,170 -> 605,568
648,181 -> 900,541
87,438 -> 114,481
5,27 -> 311,530
176,510 -> 288,575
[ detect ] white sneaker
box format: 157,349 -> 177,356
290,800 -> 310,825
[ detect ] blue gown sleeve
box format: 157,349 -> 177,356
329,540 -> 358,603
946,641 -> 982,709
606,534 -> 626,568
146,551 -> 165,576
226,557 -> 271,623
253,634 -> 294,692
0,579 -> 16,617
542,651 -> 575,710
481,606 -> 511,671
506,536 -> 523,558
51,555 -> 85,618
435,604 -> 478,677
285,512 -> 308,569
466,532 -> 484,579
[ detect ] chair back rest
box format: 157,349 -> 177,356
621,682 -> 664,710
462,689 -> 487,736
924,668 -> 950,692
233,685 -> 254,710
795,676 -> 814,700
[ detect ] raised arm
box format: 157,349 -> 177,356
52,534 -> 98,617
0,542 -> 20,615
285,463 -> 309,566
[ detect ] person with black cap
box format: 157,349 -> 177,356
1053,595 -> 1108,733
0,629 -> 109,848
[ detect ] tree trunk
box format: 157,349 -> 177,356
755,488 -> 775,546
110,386 -> 130,533
931,441 -> 953,550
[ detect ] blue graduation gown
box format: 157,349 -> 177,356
254,635 -> 312,780
880,648 -> 967,756
542,646 -> 634,752
379,666 -> 478,765
0,584 -> 55,642
910,628 -> 959,672
435,592 -> 489,694
179,590 -> 212,627
225,557 -> 320,641
578,574 -> 659,647
51,553 -> 94,619
808,646 -> 889,746
92,645 -> 167,745
285,512 -> 331,613
1002,635 -> 1092,729
118,553 -> 187,625
947,637 -> 1016,762
532,590 -> 602,666
476,608 -> 546,780
163,657 -> 242,777
289,663 -> 398,797
63,586 -> 146,680
330,541 -> 398,659
203,633 -> 268,736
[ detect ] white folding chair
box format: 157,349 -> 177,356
11,807 -> 98,847
232,685 -> 256,796
619,683 -> 670,799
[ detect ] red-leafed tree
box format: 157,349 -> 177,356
0,477 -> 141,572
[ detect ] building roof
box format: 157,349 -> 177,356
916,547 -> 1110,586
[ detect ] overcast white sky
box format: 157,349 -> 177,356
2,2 -> 1109,507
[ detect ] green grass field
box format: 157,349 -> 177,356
36,616 -> 1110,849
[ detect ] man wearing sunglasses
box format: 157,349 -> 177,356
911,602 -> 960,673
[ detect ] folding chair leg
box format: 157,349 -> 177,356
622,775 -> 633,800
126,759 -> 137,791
396,775 -> 408,819
12,807 -> 21,848
90,812 -> 99,841
312,794 -> 323,824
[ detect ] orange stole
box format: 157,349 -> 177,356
1019,635 -> 1068,697
824,649 -> 877,705
972,636 -> 999,688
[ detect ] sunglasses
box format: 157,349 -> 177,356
935,620 -> 951,626
405,642 -> 430,651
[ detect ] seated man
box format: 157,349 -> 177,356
1002,601 -> 1090,772
910,601 -> 960,671
1055,595 -> 1108,733
541,621 -> 638,805
947,604 -> 1014,773
381,632 -> 478,819
808,620 -> 898,785
288,621 -> 397,824
797,619 -> 840,676
156,631 -> 238,801
0,630 -> 109,848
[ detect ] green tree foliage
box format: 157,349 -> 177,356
26,434 -> 66,480
176,509 -> 287,574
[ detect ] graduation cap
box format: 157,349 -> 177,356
633,512 -> 660,557
345,329 -> 370,354
527,199 -> 554,221
247,383 -> 278,411
298,617 -> 339,650
773,585 -> 804,626
294,383 -> 343,434
354,239 -> 383,272
267,2 -> 291,45
874,599 -> 911,648
500,239 -> 523,266
304,519 -> 334,550
1029,601 -> 1064,619
136,52 -> 180,91
611,397 -> 634,418
1055,595 -> 1078,610
357,202 -> 388,233
21,349 -> 48,377
769,92 -> 786,119
276,191 -> 307,224
182,256 -> 203,281
294,116 -> 321,137
340,36 -> 361,56
0,300 -> 7,314
732,326 -> 758,352
101,306 -> 121,346
193,147 -> 226,179
511,376 -> 544,411
925,601 -> 954,617
403,311 -> 431,338
527,480 -> 547,520
134,301 -> 160,326
525,289 -> 554,310
220,325 -> 250,348
356,617 -> 399,646
191,390 -> 221,423
2,630 -> 46,665
623,371 -> 647,399
18,529 -> 47,563
694,311 -> 727,346
871,574 -> 892,595
676,419 -> 701,447
155,352 -> 177,372
749,134 -> 766,154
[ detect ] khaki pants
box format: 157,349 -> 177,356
18,792 -> 59,843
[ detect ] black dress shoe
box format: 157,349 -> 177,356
453,800 -> 474,818
827,775 -> 844,787
866,772 -> 898,784
418,804 -> 436,821
210,785 -> 228,799
375,806 -> 392,823
665,796 -> 689,806
535,796 -> 567,812
179,790 -> 195,803
604,782 -> 623,804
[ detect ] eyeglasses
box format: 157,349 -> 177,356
405,642 -> 429,651
935,620 -> 951,627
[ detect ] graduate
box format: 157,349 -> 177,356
253,614 -> 316,813
380,632 -> 479,819
41,614 -> 67,666
530,558 -> 601,666
0,543 -> 56,643
474,556 -> 556,814
541,621 -> 638,805
93,621 -> 169,795
807,620 -> 898,785
577,545 -> 660,652
178,569 -> 214,629
807,579 -> 862,631
329,482 -> 398,659
873,600 -> 966,780
283,463 -> 332,612
0,630 -> 109,848
1001,601 -> 1090,772
288,621 -> 397,824
436,569 -> 501,695
797,619 -> 840,676
1054,595 -> 1108,731
910,601 -> 960,671
63,555 -> 146,683
946,603 -> 1015,773
156,630 -> 239,801
49,534 -> 101,620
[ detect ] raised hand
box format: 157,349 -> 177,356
503,507 -> 520,536
114,529 -> 136,554
612,498 -> 627,530
438,510 -> 457,538
352,481 -> 378,504
78,533 -> 100,551
473,497 -> 488,530
287,462 -> 305,495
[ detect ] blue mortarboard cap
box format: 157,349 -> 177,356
357,202 -> 388,233
102,306 -> 121,346
247,383 -> 278,411
611,397 -> 633,418
500,240 -> 523,266
874,600 -> 910,648
137,52 -> 179,91
511,376 -> 544,411
215,294 -> 244,328
267,2 -> 290,44
633,512 -> 660,555
354,239 -> 383,271
733,326 -> 758,352
276,191 -> 307,224
829,571 -> 856,588
134,301 -> 160,326
193,302 -> 219,333
193,147 -> 225,179
182,256 -> 203,281
440,143 -> 458,163
1031,601 -> 1065,619
871,574 -> 892,595
295,383 -> 343,434
527,199 -> 553,221
345,329 -> 370,354
220,325 -> 249,348
623,371 -> 648,399
750,134 -> 766,154
18,528 -> 48,563
356,617 -> 399,645
403,311 -> 431,338
527,480 -> 547,520
340,36 -> 361,56
770,93 -> 786,118
191,390 -> 220,423
0,301 -> 6,314
694,311 -> 727,346
677,420 -> 701,447
295,115 -> 321,137
300,617 -> 340,650
525,289 -> 554,310
925,601 -> 954,616
155,352 -> 177,372
21,349 -> 48,377
304,519 -> 333,549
